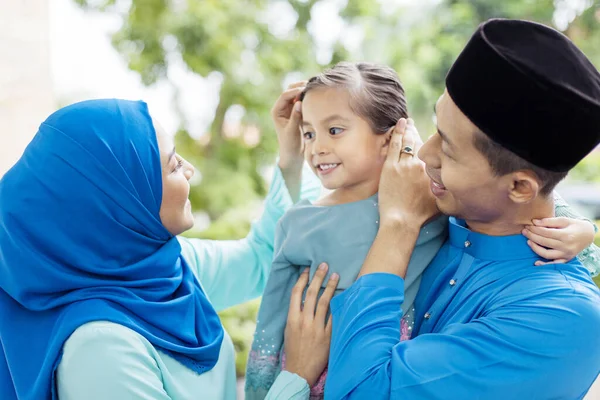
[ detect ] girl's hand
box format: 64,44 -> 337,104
523,217 -> 596,265
283,264 -> 339,387
378,118 -> 439,228
272,81 -> 307,170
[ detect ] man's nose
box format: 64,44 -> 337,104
418,135 -> 440,169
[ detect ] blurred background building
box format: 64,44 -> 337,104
1,0 -> 599,397
0,0 -> 55,175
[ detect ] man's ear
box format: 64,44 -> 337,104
508,171 -> 541,204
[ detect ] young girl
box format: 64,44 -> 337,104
245,62 -> 600,400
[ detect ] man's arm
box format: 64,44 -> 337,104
358,223 -> 420,279
326,274 -> 600,399
358,118 -> 435,280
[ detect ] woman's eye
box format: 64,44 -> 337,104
173,159 -> 183,172
303,131 -> 315,140
329,127 -> 344,135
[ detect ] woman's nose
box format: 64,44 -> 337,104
183,161 -> 195,180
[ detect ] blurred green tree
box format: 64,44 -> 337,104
74,0 -> 600,375
73,0 -> 600,234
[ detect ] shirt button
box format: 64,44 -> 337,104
464,240 -> 471,248
449,279 -> 456,286
424,312 -> 431,320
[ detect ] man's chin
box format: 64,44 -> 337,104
434,198 -> 455,217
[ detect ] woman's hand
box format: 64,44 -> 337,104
283,264 -> 339,387
378,118 -> 439,228
272,81 -> 307,170
523,217 -> 596,265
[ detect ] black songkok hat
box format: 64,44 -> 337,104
446,19 -> 600,172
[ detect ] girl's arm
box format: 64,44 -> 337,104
523,192 -> 599,276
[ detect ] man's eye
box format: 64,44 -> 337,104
441,148 -> 453,160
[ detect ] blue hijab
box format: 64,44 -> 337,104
0,99 -> 224,400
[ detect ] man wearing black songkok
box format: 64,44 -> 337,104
326,19 -> 600,399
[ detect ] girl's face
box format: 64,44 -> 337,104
301,87 -> 389,196
155,121 -> 196,236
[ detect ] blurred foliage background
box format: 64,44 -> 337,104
74,0 -> 600,376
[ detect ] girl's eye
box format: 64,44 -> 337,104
329,127 -> 344,135
303,131 -> 315,140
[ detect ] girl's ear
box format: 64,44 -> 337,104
387,127 -> 394,141
383,126 -> 394,146
380,127 -> 394,157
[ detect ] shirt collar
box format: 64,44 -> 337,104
448,217 -> 538,261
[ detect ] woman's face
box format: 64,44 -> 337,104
155,121 -> 195,236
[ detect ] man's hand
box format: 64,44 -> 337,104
283,264 -> 339,387
378,118 -> 439,228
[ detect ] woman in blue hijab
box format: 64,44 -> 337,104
0,98 -> 327,399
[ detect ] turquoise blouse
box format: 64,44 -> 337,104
55,165 -> 321,400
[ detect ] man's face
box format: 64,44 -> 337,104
418,90 -> 514,224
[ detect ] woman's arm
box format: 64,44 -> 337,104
264,371 -> 310,400
180,165 -> 321,311
181,82 -> 317,311
272,81 -> 308,203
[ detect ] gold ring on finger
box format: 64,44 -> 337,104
401,146 -> 415,156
